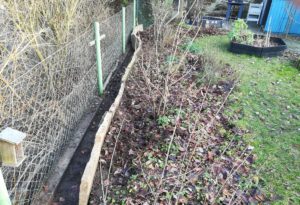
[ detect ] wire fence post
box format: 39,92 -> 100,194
0,169 -> 11,205
94,22 -> 103,95
122,7 -> 126,54
133,0 -> 137,28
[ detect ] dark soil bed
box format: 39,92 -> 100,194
89,27 -> 264,205
51,48 -> 133,205
229,35 -> 287,57
201,16 -> 224,28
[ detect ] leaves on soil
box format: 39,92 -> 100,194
89,27 -> 265,205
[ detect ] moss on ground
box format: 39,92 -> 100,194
193,35 -> 300,204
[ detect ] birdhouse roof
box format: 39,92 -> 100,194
0,127 -> 26,145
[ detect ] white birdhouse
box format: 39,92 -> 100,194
0,128 -> 27,167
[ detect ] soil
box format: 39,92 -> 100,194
252,36 -> 280,48
51,47 -> 133,205
281,50 -> 300,69
183,26 -> 228,38
89,27 -> 263,204
232,35 -> 283,48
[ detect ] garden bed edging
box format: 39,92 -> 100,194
229,35 -> 287,57
78,25 -> 143,205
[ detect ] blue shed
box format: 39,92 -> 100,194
262,0 -> 300,35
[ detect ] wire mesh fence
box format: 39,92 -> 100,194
0,3 -> 134,205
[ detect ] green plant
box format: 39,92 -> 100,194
181,39 -> 203,54
160,143 -> 180,155
157,115 -> 171,127
228,19 -> 254,45
173,108 -> 186,118
121,0 -> 129,6
178,21 -> 192,29
166,55 -> 178,64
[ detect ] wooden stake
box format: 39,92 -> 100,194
94,22 -> 104,95
122,7 -> 126,54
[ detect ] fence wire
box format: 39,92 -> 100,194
0,4 -> 134,205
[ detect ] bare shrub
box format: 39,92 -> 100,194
196,53 -> 235,85
94,22 -> 251,203
151,0 -> 174,44
162,25 -> 176,47
86,1 -> 255,204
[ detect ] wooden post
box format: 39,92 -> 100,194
179,0 -> 185,18
122,7 -> 126,54
133,0 -> 137,28
94,22 -> 104,95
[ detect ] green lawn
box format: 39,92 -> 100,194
194,35 -> 300,204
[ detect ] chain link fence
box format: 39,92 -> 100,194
0,3 -> 134,205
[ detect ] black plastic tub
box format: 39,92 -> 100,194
229,35 -> 287,57
201,16 -> 224,28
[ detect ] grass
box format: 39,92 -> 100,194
192,35 -> 300,204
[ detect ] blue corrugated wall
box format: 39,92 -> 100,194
265,0 -> 300,35
289,9 -> 300,34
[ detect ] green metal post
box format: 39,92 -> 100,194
0,169 -> 11,205
133,0 -> 137,28
122,7 -> 126,54
94,22 -> 103,95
